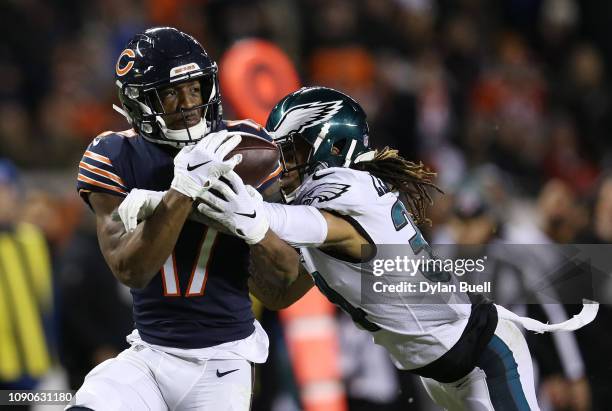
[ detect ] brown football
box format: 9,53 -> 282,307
226,133 -> 280,187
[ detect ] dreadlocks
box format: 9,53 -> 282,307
351,147 -> 443,225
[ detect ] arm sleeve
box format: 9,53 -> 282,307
262,202 -> 328,247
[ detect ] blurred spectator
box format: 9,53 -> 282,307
574,175 -> 612,411
57,208 -> 133,390
21,192 -> 72,249
448,178 -> 591,411
535,179 -> 588,244
506,179 -> 591,411
543,115 -> 600,196
469,32 -> 547,192
0,159 -> 55,407
537,0 -> 579,71
563,44 -> 612,165
591,175 -> 612,245
338,311 -> 423,411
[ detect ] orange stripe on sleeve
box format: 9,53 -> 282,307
79,161 -> 126,187
78,174 -> 127,195
84,151 -> 112,165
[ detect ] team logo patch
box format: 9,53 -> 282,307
269,100 -> 343,138
170,63 -> 201,78
116,49 -> 135,77
297,182 -> 350,206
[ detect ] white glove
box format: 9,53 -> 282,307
117,189 -> 165,232
197,170 -> 269,244
171,129 -> 243,199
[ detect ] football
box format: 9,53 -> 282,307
228,133 -> 280,187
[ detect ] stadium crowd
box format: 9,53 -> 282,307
1,0 -> 611,410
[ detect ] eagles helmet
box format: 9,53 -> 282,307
113,27 -> 222,147
266,87 -> 370,176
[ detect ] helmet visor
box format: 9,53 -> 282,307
276,133 -> 316,200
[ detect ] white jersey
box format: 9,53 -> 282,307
294,167 -> 471,370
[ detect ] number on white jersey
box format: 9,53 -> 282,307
392,199 -> 450,282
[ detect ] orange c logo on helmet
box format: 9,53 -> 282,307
116,49 -> 136,76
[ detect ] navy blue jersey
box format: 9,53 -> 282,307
77,120 -> 280,348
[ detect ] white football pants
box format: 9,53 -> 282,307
69,344 -> 254,411
420,318 -> 540,411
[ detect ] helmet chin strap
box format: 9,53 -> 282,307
157,116 -> 209,147
281,186 -> 300,204
164,81 -> 217,146
115,98 -> 211,148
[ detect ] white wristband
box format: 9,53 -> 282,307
262,202 -> 328,247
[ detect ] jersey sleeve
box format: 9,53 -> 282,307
77,133 -> 129,206
294,168 -> 370,216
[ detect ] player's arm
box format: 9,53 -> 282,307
262,202 -> 368,260
89,190 -> 193,288
318,210 -> 367,258
249,265 -> 314,311
196,173 -> 368,305
245,209 -> 363,310
248,230 -> 314,310
90,130 -> 244,288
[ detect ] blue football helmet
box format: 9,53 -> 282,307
114,27 -> 222,147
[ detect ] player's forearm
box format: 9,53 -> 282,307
110,190 -> 193,288
250,230 -> 300,288
249,268 -> 313,310
248,231 -> 314,310
248,231 -> 299,310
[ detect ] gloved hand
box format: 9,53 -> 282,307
171,129 -> 243,199
116,189 -> 165,232
197,170 -> 269,244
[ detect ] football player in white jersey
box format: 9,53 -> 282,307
120,87 -> 598,411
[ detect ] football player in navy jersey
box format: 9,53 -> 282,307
69,27 -> 291,411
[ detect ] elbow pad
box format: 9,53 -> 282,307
262,202 -> 328,247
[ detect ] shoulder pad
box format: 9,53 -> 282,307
77,130 -> 132,202
87,130 -> 135,158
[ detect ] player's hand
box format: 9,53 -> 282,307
197,170 -> 269,244
116,189 -> 165,232
171,129 -> 243,199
